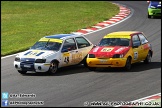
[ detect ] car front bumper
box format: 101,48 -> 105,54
86,58 -> 127,68
14,61 -> 50,72
148,8 -> 161,16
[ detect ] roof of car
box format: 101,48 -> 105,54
44,34 -> 80,39
105,31 -> 141,36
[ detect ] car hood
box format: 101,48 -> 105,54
18,50 -> 57,59
89,46 -> 130,58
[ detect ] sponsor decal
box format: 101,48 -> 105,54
101,48 -> 114,52
104,35 -> 131,39
143,44 -> 149,49
39,38 -> 63,43
24,51 -> 44,57
63,52 -> 70,57
93,47 -> 99,52
115,47 -> 128,53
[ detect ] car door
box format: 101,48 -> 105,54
131,34 -> 143,63
138,33 -> 149,60
61,38 -> 78,66
75,36 -> 93,63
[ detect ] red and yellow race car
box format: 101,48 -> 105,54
86,31 -> 153,71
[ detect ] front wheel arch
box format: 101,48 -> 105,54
124,56 -> 132,71
144,51 -> 152,64
47,59 -> 59,74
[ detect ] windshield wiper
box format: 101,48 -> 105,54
45,39 -> 50,48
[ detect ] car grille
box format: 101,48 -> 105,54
20,58 -> 35,71
21,58 -> 35,64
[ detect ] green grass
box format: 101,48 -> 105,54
1,1 -> 119,56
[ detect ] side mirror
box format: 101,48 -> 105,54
132,41 -> 140,48
133,45 -> 139,48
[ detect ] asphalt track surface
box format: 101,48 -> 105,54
1,1 -> 161,107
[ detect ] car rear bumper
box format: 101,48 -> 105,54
86,58 -> 127,68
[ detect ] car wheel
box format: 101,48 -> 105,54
48,61 -> 58,74
83,58 -> 88,67
18,70 -> 27,74
148,13 -> 151,18
87,67 -> 96,71
124,57 -> 131,71
83,61 -> 88,67
144,51 -> 151,64
79,56 -> 88,67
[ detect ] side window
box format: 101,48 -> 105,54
138,34 -> 148,45
62,38 -> 77,51
132,35 -> 141,47
75,37 -> 90,49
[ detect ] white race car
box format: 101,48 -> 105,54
14,34 -> 93,74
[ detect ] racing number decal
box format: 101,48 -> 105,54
101,48 -> 114,52
24,51 -> 44,57
64,57 -> 69,64
63,52 -> 70,64
62,52 -> 82,64
134,52 -> 138,60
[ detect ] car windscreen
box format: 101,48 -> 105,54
30,41 -> 62,51
151,1 -> 161,4
98,38 -> 130,46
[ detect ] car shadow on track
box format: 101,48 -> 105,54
23,64 -> 91,76
149,16 -> 161,19
22,62 -> 161,76
94,62 -> 161,73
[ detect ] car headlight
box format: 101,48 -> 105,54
35,59 -> 46,63
15,57 -> 20,62
88,54 -> 95,58
150,6 -> 156,8
113,54 -> 124,58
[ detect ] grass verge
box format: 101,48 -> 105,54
1,1 -> 119,56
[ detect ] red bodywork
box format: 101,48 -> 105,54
89,46 -> 130,58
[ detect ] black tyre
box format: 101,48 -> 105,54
124,57 -> 131,71
79,56 -> 88,67
18,70 -> 27,74
83,58 -> 88,67
87,67 -> 96,71
144,51 -> 151,64
148,15 -> 151,18
47,61 -> 58,74
148,13 -> 151,18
